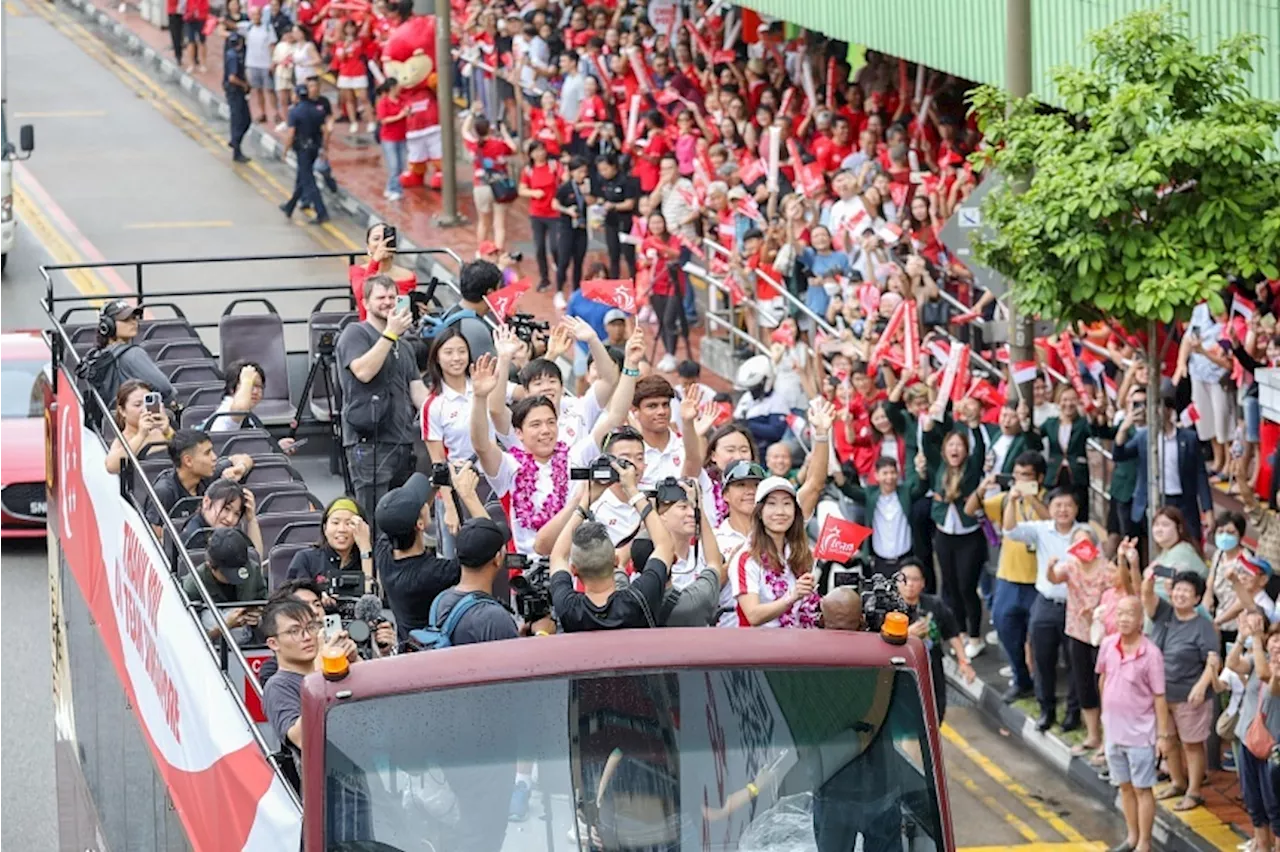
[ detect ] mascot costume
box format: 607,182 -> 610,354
382,14 -> 442,189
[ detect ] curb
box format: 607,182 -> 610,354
58,0 -> 457,287
943,658 -> 1243,852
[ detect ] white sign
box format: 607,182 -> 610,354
647,0 -> 683,35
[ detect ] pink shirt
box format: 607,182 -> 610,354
1060,560 -> 1114,643
1095,635 -> 1166,747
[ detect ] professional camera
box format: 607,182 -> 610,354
822,558 -> 909,633
649,476 -> 691,505
507,554 -> 553,623
315,328 -> 339,355
507,312 -> 550,344
570,454 -> 629,484
508,251 -> 524,263
328,593 -> 390,655
430,461 -> 451,488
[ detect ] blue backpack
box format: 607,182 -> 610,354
408,592 -> 500,651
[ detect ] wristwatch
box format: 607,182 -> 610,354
360,550 -> 373,560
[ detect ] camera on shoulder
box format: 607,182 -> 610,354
821,556 -> 910,633
507,553 -> 553,624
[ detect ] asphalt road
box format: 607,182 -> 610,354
1,0 -> 1129,848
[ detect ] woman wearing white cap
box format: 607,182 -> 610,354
729,401 -> 834,628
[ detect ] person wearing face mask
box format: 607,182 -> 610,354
1206,511 -> 1249,650
1140,568 -> 1219,813
1112,387 -> 1214,546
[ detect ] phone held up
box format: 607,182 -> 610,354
395,294 -> 411,315
382,224 -> 397,248
143,391 -> 162,415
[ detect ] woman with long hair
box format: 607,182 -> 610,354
1148,505 -> 1209,601
700,422 -> 759,527
641,211 -> 685,369
285,496 -> 374,603
518,140 -> 563,293
930,425 -> 988,656
104,380 -> 172,474
851,401 -> 907,486
423,324 -> 476,557
1225,615 -> 1280,852
729,404 -> 832,627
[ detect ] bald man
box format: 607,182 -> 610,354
821,586 -> 865,631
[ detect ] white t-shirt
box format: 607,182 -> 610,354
484,438 -> 600,554
206,396 -> 243,433
641,429 -> 686,489
729,547 -> 820,629
244,22 -> 276,69
424,380 -> 477,460
591,488 -> 641,546
668,548 -> 709,591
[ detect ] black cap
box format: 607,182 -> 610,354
375,472 -> 433,537
456,517 -> 511,568
206,528 -> 252,584
102,298 -> 144,320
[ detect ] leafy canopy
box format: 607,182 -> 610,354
968,6 -> 1280,327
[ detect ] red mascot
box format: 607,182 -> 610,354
381,15 -> 442,189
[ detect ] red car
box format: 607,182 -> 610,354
2,331 -> 51,537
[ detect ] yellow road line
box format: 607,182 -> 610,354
24,0 -> 360,253
962,839 -> 1105,844
124,220 -> 234,229
1162,803 -> 1244,852
14,186 -> 109,299
14,110 -> 107,118
954,770 -> 1041,842
942,723 -> 1088,844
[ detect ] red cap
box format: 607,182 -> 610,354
477,240 -> 500,257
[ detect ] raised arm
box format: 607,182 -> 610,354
564,317 -> 620,405
589,328 -> 646,448
1140,567 -> 1159,619
488,324 -> 522,436
468,354 -> 505,477
797,398 -> 835,519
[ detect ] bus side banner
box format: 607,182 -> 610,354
52,369 -> 302,851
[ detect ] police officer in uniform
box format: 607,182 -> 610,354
279,82 -> 330,224
222,19 -> 252,164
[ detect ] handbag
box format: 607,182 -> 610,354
1089,602 -> 1107,647
1244,679 -> 1277,760
920,297 -> 951,329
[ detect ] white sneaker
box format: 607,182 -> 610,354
274,121 -> 288,133
387,192 -> 402,201
367,121 -> 377,134
552,291 -> 566,311
986,629 -> 999,645
998,665 -> 1013,679
656,354 -> 677,372
964,638 -> 986,660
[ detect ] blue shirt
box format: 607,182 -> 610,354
287,98 -> 327,150
798,247 -> 851,319
566,290 -> 617,355
223,41 -> 245,91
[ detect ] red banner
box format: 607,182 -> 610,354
487,278 -> 532,322
814,515 -> 872,563
1054,334 -> 1095,411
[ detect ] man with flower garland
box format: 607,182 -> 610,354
471,328 -> 648,555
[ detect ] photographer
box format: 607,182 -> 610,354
549,460 -> 675,631
631,477 -> 728,627
374,470 -> 479,642
180,527 -> 268,644
896,558 -> 975,722
352,223 -> 417,321
257,579 -> 395,685
532,426 -> 648,556
285,497 -> 375,601
431,518 -> 557,644
440,259 -> 501,361
337,274 -> 430,520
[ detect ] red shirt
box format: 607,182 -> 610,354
644,234 -> 680,297
576,95 -> 607,140
183,0 -> 208,21
376,95 -> 407,143
520,162 -> 562,219
529,110 -> 571,157
812,137 -> 853,173
632,132 -> 670,193
334,40 -> 367,78
748,252 -> 780,301
466,137 -> 514,187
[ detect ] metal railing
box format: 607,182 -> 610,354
41,300 -> 300,810
682,261 -> 770,358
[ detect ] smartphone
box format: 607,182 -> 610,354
323,613 -> 342,642
382,224 -> 397,248
1153,565 -> 1176,580
289,437 -> 309,451
1014,480 -> 1039,496
994,473 -> 1014,490
143,392 -> 162,415
395,294 -> 411,314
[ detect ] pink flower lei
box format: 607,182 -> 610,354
708,466 -> 728,525
761,552 -> 821,629
511,442 -> 570,529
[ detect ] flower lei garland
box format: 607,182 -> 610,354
511,442 -> 570,528
762,552 -> 821,629
708,467 -> 728,526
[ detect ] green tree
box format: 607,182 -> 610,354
969,7 -> 1280,328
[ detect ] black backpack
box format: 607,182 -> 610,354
76,344 -> 134,413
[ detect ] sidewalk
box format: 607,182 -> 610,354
62,0 -> 728,384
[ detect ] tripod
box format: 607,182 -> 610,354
290,339 -> 354,495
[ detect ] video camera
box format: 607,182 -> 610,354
507,312 -> 550,345
328,592 -> 391,656
821,557 -> 909,633
570,454 -> 632,485
506,553 -> 553,624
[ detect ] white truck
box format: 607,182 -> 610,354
2,50 -> 37,271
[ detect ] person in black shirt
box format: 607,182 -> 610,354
374,472 -> 462,642
144,428 -> 254,535
280,80 -> 330,223
286,496 -> 374,602
549,460 -> 675,631
179,478 -> 265,555
591,155 -> 639,279
553,156 -> 591,296
897,558 -> 976,722
223,21 -> 252,163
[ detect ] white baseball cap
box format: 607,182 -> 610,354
754,476 -> 797,505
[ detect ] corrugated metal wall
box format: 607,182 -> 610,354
737,0 -> 1280,104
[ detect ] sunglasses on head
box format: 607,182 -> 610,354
724,461 -> 766,483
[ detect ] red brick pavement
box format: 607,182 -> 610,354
88,0 -> 729,384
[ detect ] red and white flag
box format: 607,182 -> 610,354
1232,293 -> 1257,320
1011,359 -> 1038,385
1103,373 -> 1118,401
936,342 -> 969,403
582,278 -> 638,314
487,278 -> 532,322
1179,403 -> 1200,428
813,515 -> 872,563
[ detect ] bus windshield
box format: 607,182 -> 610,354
323,667 -> 943,852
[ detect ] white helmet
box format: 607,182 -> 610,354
735,355 -> 774,391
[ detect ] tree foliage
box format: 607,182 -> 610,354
969,7 -> 1280,327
